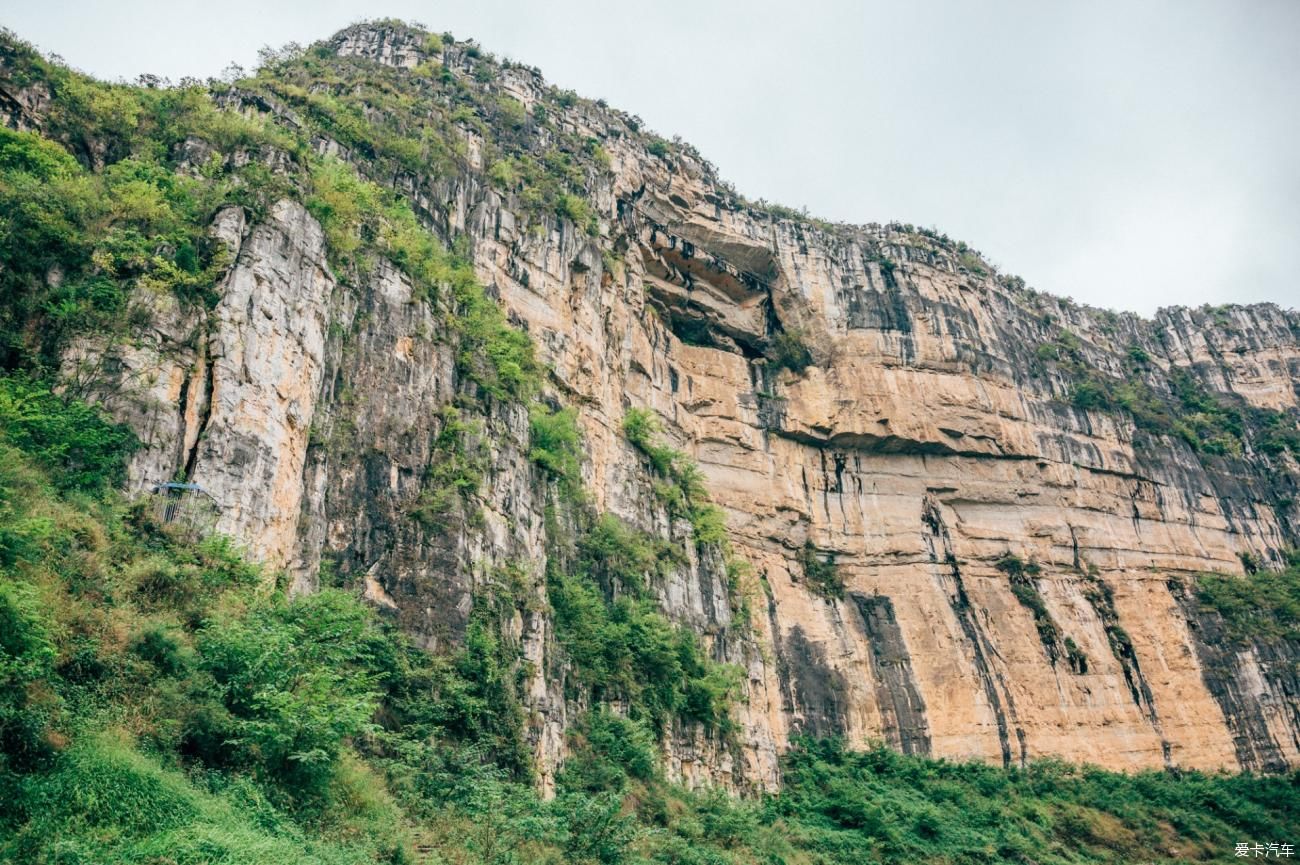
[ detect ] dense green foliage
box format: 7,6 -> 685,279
620,407 -> 757,619
186,590 -> 386,795
409,406 -> 489,527
0,38 -> 317,371
529,402 -> 584,490
305,154 -> 542,404
1,122 -> 233,368
765,738 -> 1299,864
246,28 -> 612,234
0,375 -> 137,491
548,570 -> 738,734
1194,553 -> 1300,643
533,403 -> 743,735
543,508 -> 739,737
0,32 -> 540,417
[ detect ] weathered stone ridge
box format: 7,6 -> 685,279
49,21 -> 1300,791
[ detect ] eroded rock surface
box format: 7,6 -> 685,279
62,22 -> 1300,791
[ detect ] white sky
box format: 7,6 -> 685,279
4,0 -> 1298,315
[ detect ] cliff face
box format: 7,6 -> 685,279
17,22 -> 1300,791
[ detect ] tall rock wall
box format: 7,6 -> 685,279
40,22 -> 1300,791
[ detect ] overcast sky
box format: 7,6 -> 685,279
4,0 -> 1298,315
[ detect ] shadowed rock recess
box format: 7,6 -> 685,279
8,20 -> 1300,795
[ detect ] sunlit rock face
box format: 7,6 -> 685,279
57,21 -> 1300,792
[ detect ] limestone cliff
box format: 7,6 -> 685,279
12,21 -> 1300,792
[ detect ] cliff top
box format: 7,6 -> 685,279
3,19 -> 1292,325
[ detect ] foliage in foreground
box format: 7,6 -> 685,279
1,383 -> 1298,865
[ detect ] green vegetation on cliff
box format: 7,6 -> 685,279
1034,329 -> 1300,458
2,21 -> 1300,865
1194,552 -> 1300,643
0,29 -> 541,415
547,512 -> 741,736
3,390 -> 1298,864
623,408 -> 729,547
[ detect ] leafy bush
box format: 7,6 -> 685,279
495,96 -> 526,128
558,709 -> 658,794
557,790 -> 635,864
0,580 -> 59,770
578,512 -> 679,594
0,98 -> 273,365
5,736 -> 399,864
451,269 -> 541,401
766,329 -> 814,373
622,408 -> 731,550
17,736 -> 201,836
993,552 -> 1042,580
426,604 -> 533,780
0,376 -> 137,492
411,406 -> 488,526
556,193 -> 596,235
765,737 -> 1300,864
529,403 -> 582,488
619,408 -> 753,621
799,540 -> 842,599
487,158 -> 517,188
1251,406 -> 1300,456
188,590 -> 384,797
688,502 -> 728,546
618,408 -> 660,455
1044,326 -> 1299,458
305,154 -> 545,407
